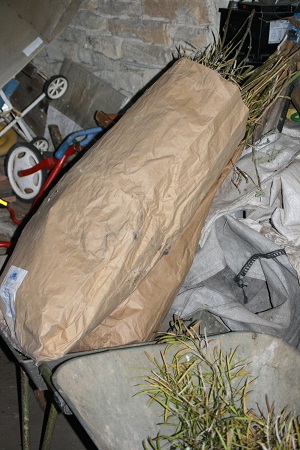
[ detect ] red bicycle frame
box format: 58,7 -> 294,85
0,144 -> 79,249
0,124 -> 107,250
19,143 -> 80,209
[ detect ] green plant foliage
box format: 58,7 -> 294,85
138,320 -> 300,449
179,7 -> 300,148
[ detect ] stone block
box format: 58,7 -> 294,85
77,47 -> 96,65
79,0 -> 99,10
46,40 -> 80,63
173,25 -> 211,50
143,0 -> 209,25
87,35 -> 123,60
49,61 -> 64,76
98,0 -> 141,16
98,63 -> 163,100
96,64 -> 145,97
121,40 -> 172,67
61,26 -> 87,46
72,10 -> 106,30
86,25 -> 109,37
33,57 -> 63,78
108,18 -> 172,46
92,52 -> 117,72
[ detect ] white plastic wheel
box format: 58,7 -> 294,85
31,137 -> 49,153
45,75 -> 68,100
5,143 -> 47,202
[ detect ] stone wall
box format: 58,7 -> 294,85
34,0 -> 229,102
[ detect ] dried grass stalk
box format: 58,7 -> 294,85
180,13 -> 300,148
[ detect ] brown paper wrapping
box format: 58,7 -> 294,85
0,58 -> 248,361
72,145 -> 243,351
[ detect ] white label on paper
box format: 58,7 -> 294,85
268,20 -> 289,44
0,265 -> 28,320
23,37 -> 43,56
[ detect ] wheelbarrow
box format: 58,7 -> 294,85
41,332 -> 300,450
1,329 -> 300,450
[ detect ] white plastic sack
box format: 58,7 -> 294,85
170,132 -> 300,347
170,214 -> 300,348
199,132 -> 300,280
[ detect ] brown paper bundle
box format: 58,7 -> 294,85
72,145 -> 243,351
0,58 -> 248,361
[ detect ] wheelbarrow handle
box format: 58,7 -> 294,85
54,127 -> 103,160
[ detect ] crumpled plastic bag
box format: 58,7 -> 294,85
170,214 -> 300,348
170,132 -> 300,348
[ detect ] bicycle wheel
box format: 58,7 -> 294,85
44,75 -> 68,100
31,137 -> 49,153
5,143 -> 48,202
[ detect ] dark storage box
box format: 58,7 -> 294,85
219,2 -> 296,66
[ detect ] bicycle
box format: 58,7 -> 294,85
0,127 -> 104,249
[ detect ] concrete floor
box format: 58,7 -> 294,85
0,338 -> 98,450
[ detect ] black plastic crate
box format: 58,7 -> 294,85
219,2 -> 296,66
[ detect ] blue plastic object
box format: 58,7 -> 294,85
0,79 -> 20,109
287,13 -> 300,43
54,127 -> 103,160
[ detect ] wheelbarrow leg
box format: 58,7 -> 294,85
39,397 -> 59,450
20,364 -> 58,450
20,366 -> 31,450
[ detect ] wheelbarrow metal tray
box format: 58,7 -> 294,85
0,1 -> 81,89
52,332 -> 300,450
